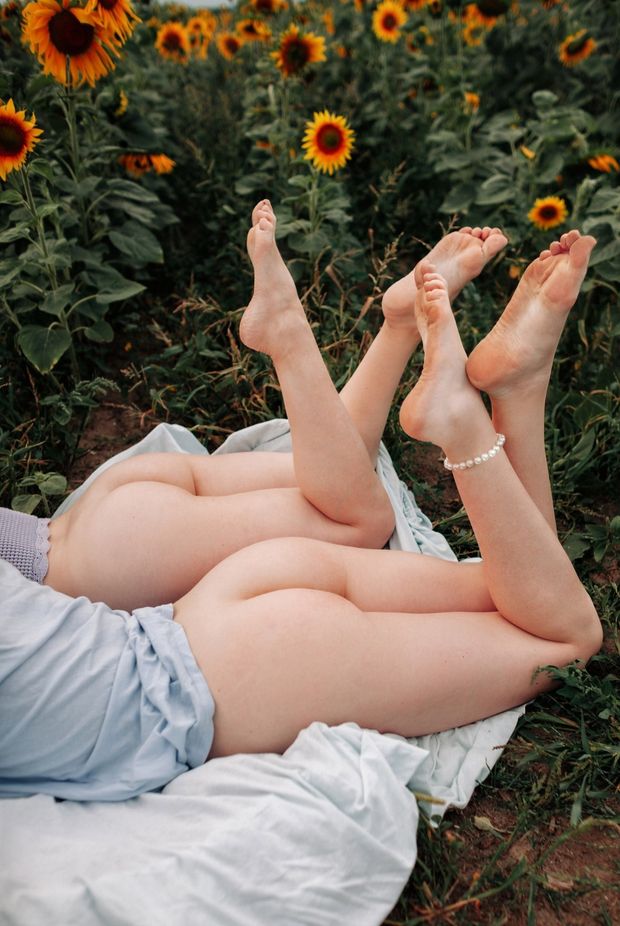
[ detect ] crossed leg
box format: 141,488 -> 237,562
174,261 -> 602,758
47,201 -> 395,610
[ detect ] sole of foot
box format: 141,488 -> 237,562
240,200 -> 307,357
382,226 -> 508,334
466,230 -> 596,398
399,261 -> 483,449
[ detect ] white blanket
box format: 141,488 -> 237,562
1,422 -> 524,926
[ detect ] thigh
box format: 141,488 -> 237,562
49,486 -> 378,611
176,588 -> 577,759
173,540 -> 579,757
70,451 -> 298,501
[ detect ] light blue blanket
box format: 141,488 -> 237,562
1,421 -> 524,926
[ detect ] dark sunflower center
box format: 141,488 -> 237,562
225,37 -> 239,52
566,33 -> 588,55
255,0 -> 274,11
0,118 -> 25,155
382,13 -> 397,29
538,205 -> 559,220
163,31 -> 182,50
244,23 -> 258,35
316,125 -> 343,154
49,9 -> 94,56
284,37 -> 310,69
99,0 -> 118,10
476,0 -> 508,15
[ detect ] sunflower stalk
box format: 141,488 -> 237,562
21,163 -> 81,382
20,165 -> 59,294
63,57 -> 90,247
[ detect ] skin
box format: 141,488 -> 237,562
172,235 -> 601,758
43,205 -> 507,612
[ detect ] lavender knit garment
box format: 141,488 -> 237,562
0,508 -> 50,584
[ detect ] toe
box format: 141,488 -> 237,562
472,227 -> 483,237
481,226 -> 492,238
569,234 -> 596,270
549,241 -> 562,255
460,226 -> 473,234
482,232 -> 508,259
539,249 -> 552,261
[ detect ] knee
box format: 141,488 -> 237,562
352,494 -> 395,550
570,593 -> 603,664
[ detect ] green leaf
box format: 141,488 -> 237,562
28,160 -> 56,182
0,224 -> 31,244
11,494 -> 42,515
475,175 -> 515,205
439,182 -> 477,213
37,473 -> 67,496
0,190 -> 23,205
83,319 -> 114,342
95,281 -> 146,304
108,222 -> 163,264
37,203 -> 60,219
562,534 -> 590,562
40,283 -> 75,318
532,90 -> 559,111
17,325 -> 72,373
0,263 -> 24,287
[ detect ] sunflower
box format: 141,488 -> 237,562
86,0 -> 140,43
321,9 -> 335,35
372,0 -> 407,42
22,0 -> 118,86
150,153 -> 175,174
249,0 -> 287,14
468,0 -> 508,24
0,98 -> 43,181
558,29 -> 596,66
155,21 -> 190,63
272,23 -> 325,77
187,15 -> 212,57
302,110 -> 355,175
520,145 -> 535,160
113,87 -> 128,116
588,154 -> 619,173
215,31 -> 243,59
118,152 -> 175,177
527,196 -> 568,231
118,152 -> 150,176
236,18 -> 271,41
464,90 -> 480,111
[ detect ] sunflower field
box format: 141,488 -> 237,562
1,0 -> 619,921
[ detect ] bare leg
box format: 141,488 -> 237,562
340,225 -> 508,462
466,231 -> 596,530
46,202 -> 395,610
240,200 -> 393,534
174,267 -> 600,757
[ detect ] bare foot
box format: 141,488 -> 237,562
399,262 -> 487,452
241,200 -> 307,357
382,226 -> 508,334
466,230 -> 596,397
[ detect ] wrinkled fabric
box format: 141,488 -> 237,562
0,558 -> 214,801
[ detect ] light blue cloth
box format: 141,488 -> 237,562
0,558 -> 214,801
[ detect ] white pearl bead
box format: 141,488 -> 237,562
488,448 -> 496,457
466,460 -> 474,468
481,453 -> 489,462
474,456 -> 481,465
458,462 -> 467,470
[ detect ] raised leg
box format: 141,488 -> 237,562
340,225 -> 507,462
173,266 -> 601,758
240,200 -> 393,537
466,231 -> 596,530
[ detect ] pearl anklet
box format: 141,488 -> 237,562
443,433 -> 506,472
